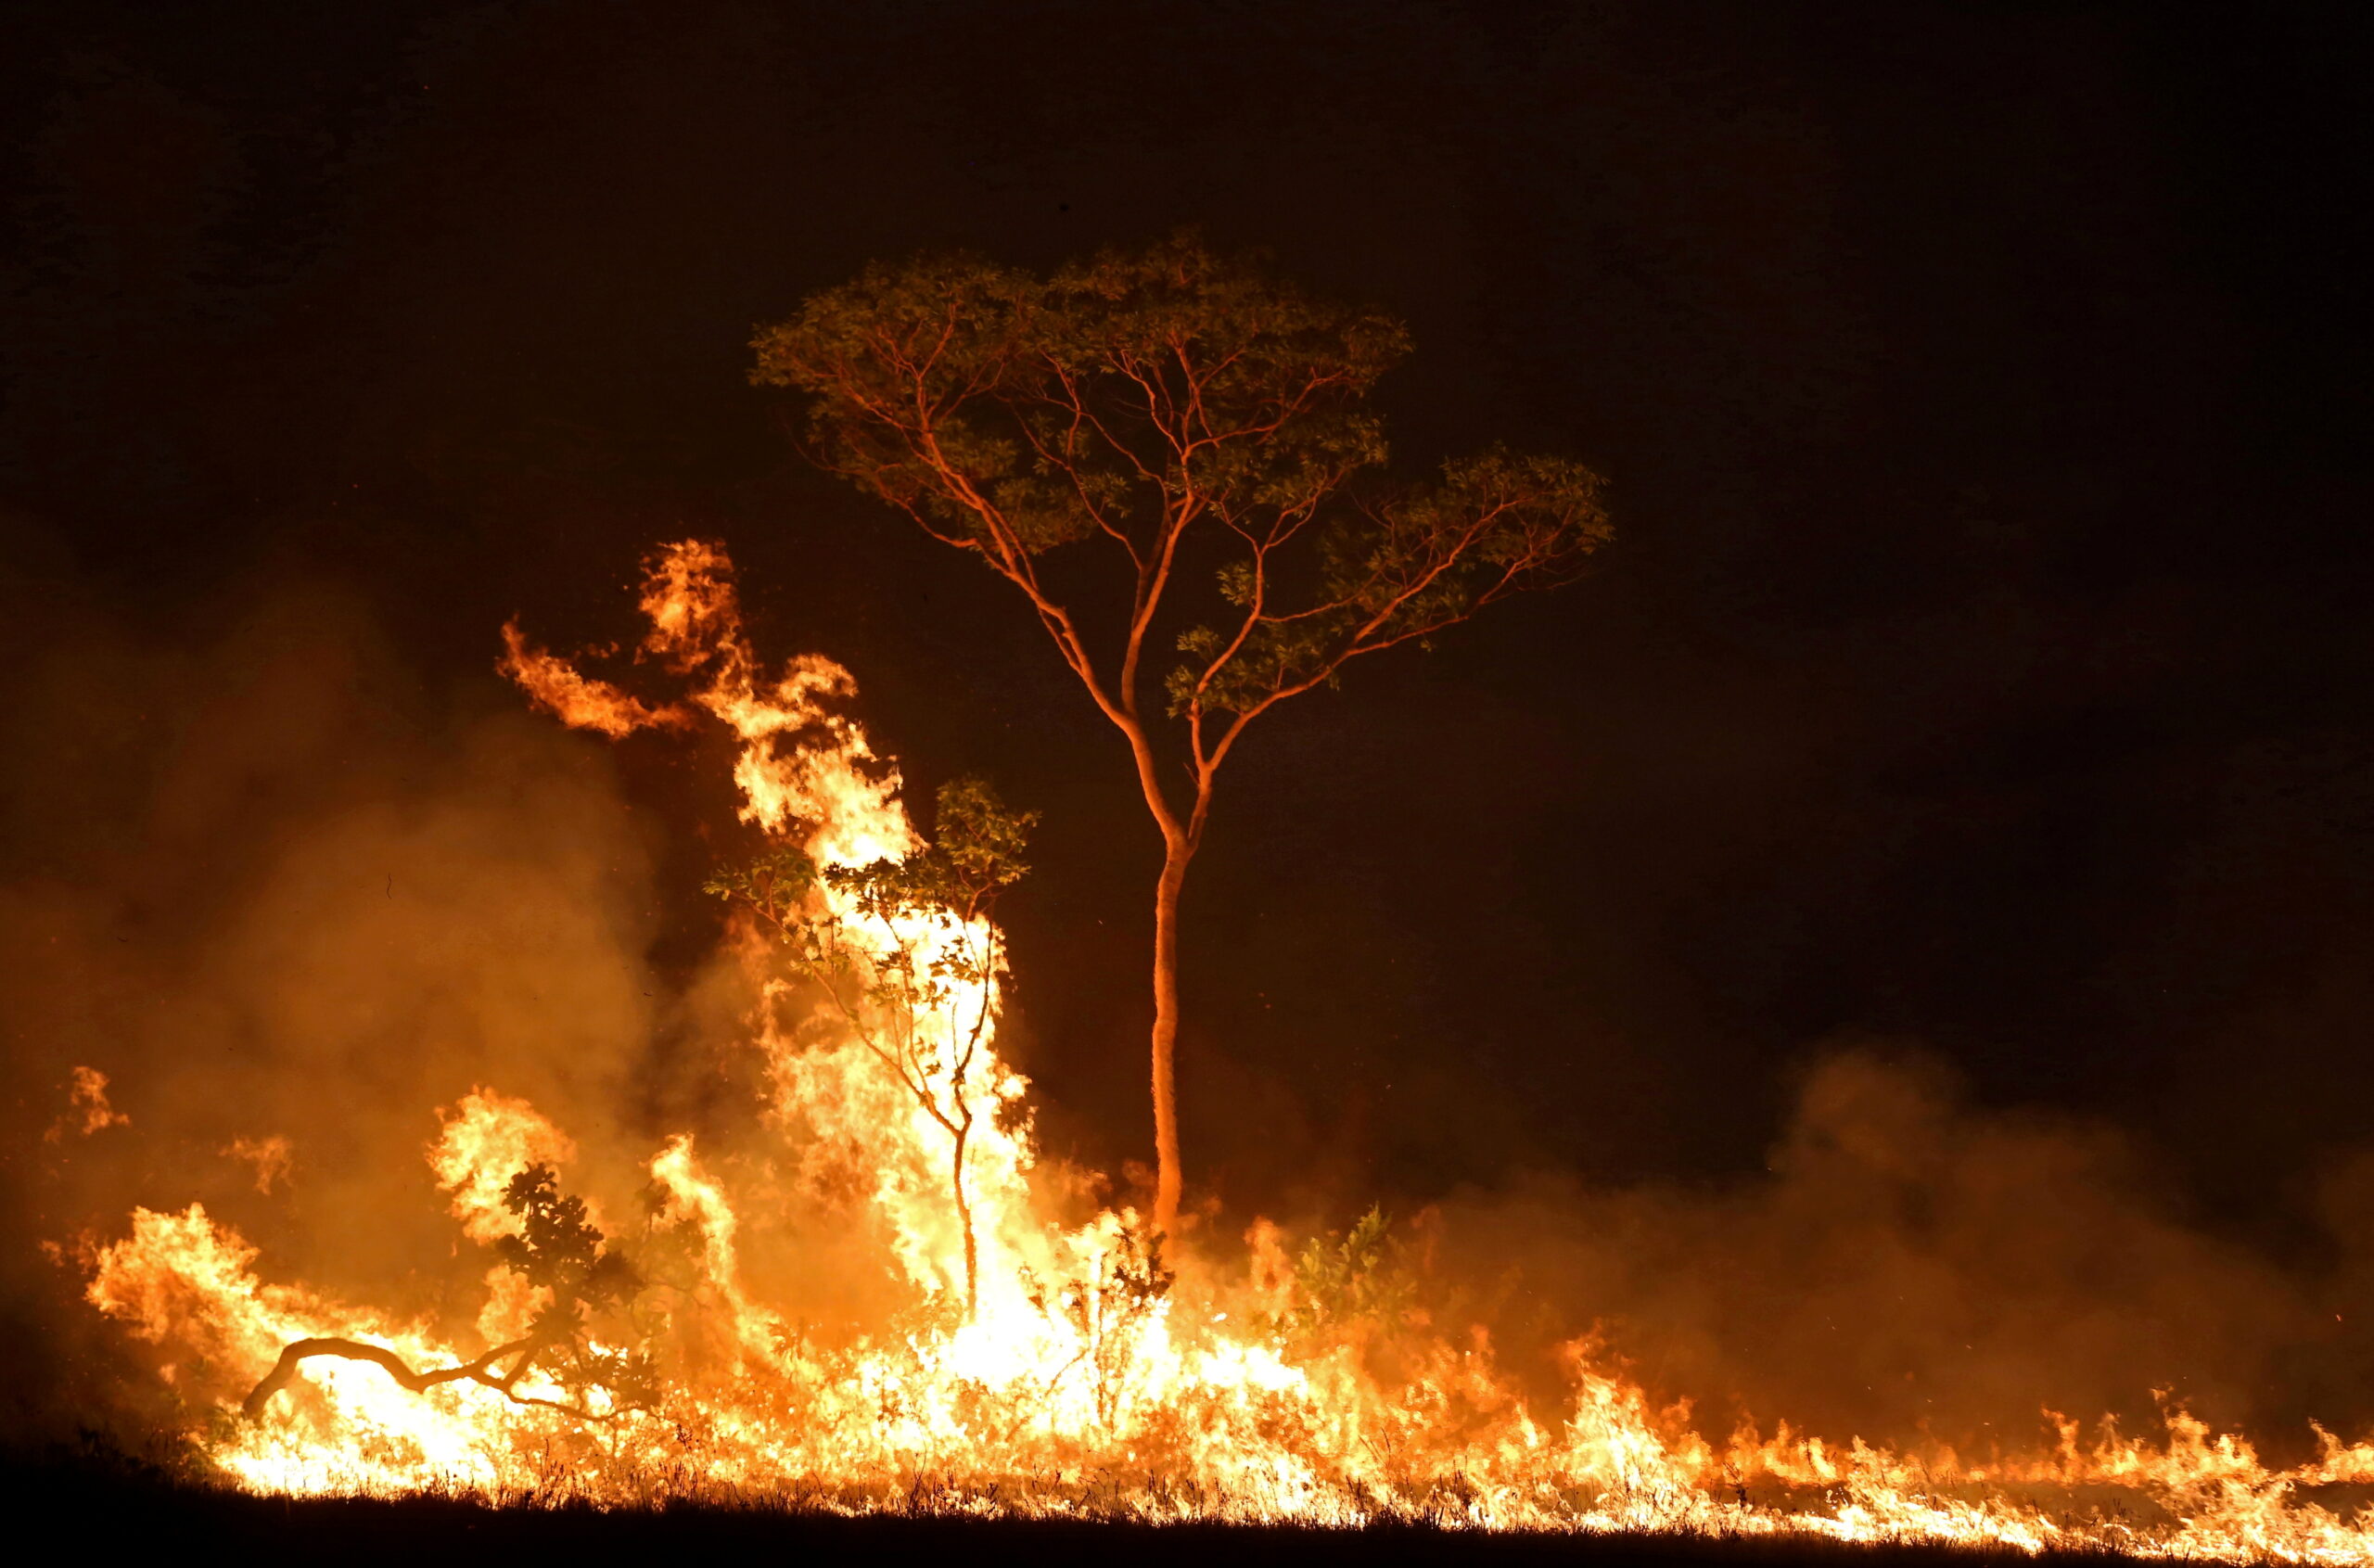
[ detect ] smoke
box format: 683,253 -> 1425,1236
0,568 -> 679,1447
1431,1042 -> 2370,1460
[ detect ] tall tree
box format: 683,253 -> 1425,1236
753,234 -> 1611,1236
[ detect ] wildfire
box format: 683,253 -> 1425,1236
71,542 -> 2374,1561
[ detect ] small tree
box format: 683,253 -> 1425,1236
1021,1225 -> 1173,1428
707,776 -> 1035,1318
754,232 -> 1611,1233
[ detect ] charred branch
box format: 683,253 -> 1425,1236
241,1332 -> 553,1422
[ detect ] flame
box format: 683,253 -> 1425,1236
222,1135 -> 294,1195
498,621 -> 691,739
71,540 -> 2374,1558
48,1064 -> 129,1141
428,1088 -> 581,1244
625,543 -> 909,860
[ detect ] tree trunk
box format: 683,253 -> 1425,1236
1150,844 -> 1190,1236
951,1114 -> 977,1319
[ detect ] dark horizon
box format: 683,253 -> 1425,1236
5,0 -> 2372,1448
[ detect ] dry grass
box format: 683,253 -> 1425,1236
2,1440 -> 2201,1568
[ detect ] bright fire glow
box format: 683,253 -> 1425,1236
77,542 -> 2374,1560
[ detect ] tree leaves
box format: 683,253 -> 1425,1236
832,775 -> 1038,927
1276,1205 -> 1419,1350
751,231 -> 1610,764
491,1163 -> 654,1415
751,230 -> 1408,571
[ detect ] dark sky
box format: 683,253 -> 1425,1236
3,1 -> 2368,1251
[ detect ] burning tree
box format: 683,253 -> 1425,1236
706,775 -> 1035,1318
753,231 -> 1612,1233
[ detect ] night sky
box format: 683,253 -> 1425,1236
4,2 -> 2369,1279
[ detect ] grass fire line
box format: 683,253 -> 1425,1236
71,541 -> 2374,1561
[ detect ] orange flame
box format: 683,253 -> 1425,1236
498,621 -> 691,739
48,1064 -> 129,1142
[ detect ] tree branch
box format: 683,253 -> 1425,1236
241,1332 -> 568,1423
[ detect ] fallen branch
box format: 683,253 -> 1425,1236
241,1333 -> 544,1421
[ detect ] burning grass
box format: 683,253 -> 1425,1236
0,1440 -> 2287,1568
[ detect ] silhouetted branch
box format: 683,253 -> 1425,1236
242,1332 -> 539,1421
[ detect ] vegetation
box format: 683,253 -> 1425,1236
1276,1205 -> 1419,1351
243,1163 -> 653,1424
7,1437 -> 2182,1568
754,231 -> 1612,1233
706,775 -> 1037,1317
1021,1224 -> 1174,1428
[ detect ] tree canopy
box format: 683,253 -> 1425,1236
753,234 -> 1607,771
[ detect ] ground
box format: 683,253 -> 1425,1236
3,1446 -> 2169,1568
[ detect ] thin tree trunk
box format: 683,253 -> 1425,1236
951,1114 -> 977,1318
1150,844 -> 1191,1237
